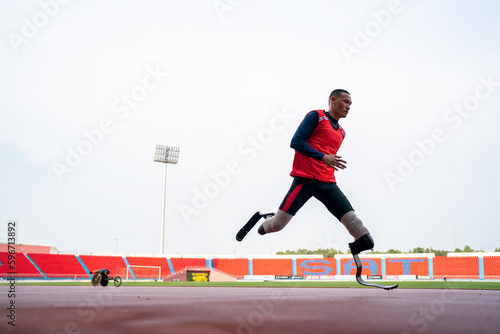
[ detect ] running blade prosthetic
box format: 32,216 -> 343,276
353,254 -> 398,290
236,211 -> 274,241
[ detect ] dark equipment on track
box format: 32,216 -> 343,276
91,269 -> 122,287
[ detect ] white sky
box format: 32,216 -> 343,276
1,0 -> 499,256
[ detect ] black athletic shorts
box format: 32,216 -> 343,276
279,176 -> 354,220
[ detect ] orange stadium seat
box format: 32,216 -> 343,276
0,252 -> 44,278
340,257 -> 381,276
252,258 -> 293,276
386,258 -> 428,276
433,256 -> 479,279
28,253 -> 88,278
483,256 -> 500,279
296,258 -> 336,276
212,258 -> 248,279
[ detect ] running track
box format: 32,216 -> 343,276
1,285 -> 499,333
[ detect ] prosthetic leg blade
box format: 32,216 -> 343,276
353,254 -> 398,290
236,211 -> 274,242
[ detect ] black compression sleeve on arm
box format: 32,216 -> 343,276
290,111 -> 325,160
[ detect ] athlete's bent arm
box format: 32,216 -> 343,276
290,111 -> 324,159
321,154 -> 347,170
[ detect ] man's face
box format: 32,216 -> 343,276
330,93 -> 352,120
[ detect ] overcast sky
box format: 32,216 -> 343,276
1,0 -> 499,257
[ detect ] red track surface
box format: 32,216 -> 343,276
1,285 -> 499,333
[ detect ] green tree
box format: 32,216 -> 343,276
434,249 -> 448,256
408,247 -> 447,255
387,249 -> 402,254
427,248 -> 448,256
276,248 -> 344,256
317,248 -> 344,257
495,247 -> 500,252
453,248 -> 463,253
463,245 -> 475,252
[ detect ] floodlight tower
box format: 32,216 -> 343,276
154,145 -> 180,254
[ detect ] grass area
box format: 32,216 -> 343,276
2,280 -> 500,290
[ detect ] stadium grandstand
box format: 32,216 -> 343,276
0,243 -> 499,281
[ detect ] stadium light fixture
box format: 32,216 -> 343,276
154,145 -> 180,254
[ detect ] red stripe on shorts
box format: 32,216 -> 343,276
281,184 -> 303,212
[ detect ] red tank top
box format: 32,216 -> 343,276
290,110 -> 345,182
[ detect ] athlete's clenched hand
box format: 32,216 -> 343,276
321,154 -> 347,170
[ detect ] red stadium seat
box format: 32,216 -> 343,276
125,256 -> 172,278
28,253 -> 88,279
169,258 -> 206,273
78,255 -> 127,277
0,252 -> 44,278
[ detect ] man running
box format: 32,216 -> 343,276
257,89 -> 374,255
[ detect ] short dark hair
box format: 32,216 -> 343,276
329,89 -> 350,103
